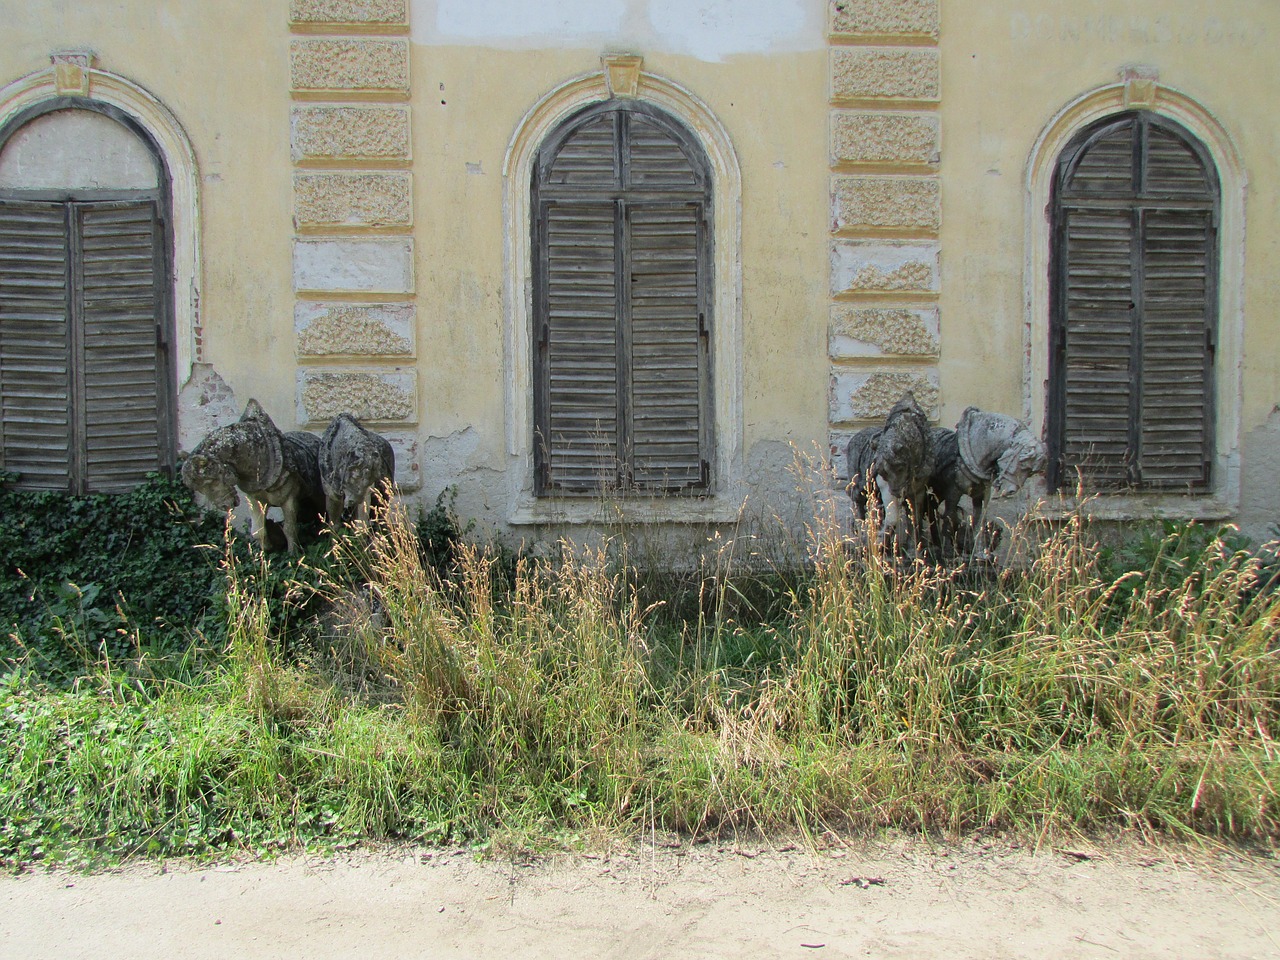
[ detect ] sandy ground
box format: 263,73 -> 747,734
2,836 -> 1277,959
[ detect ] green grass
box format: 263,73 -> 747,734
1,497 -> 1277,868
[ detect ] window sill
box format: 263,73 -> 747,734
509,493 -> 745,526
1028,488 -> 1236,524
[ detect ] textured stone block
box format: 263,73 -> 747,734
294,172 -> 412,228
290,38 -> 409,92
290,0 -> 407,24
829,0 -> 939,39
831,240 -> 940,295
297,369 -> 417,424
831,48 -> 940,102
294,238 -> 414,293
380,431 -> 421,491
832,176 -> 940,232
831,112 -> 939,166
830,369 -> 939,423
830,306 -> 939,358
296,302 -> 414,357
291,106 -> 411,162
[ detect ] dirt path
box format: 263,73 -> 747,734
2,837 -> 1277,959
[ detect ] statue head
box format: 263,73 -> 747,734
181,453 -> 239,511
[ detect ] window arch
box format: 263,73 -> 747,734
502,65 -> 743,524
532,100 -> 712,495
1047,111 -> 1218,492
0,100 -> 175,492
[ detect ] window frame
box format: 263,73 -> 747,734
531,99 -> 714,498
0,99 -> 177,493
1023,82 -> 1245,522
1047,110 -> 1219,494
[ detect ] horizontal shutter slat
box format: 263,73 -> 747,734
0,199 -> 71,490
1138,208 -> 1211,488
627,203 -> 704,491
78,202 -> 164,492
1060,206 -> 1134,487
541,200 -> 619,491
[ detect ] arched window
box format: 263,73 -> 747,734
1048,111 -> 1219,493
532,100 -> 712,496
0,101 -> 174,493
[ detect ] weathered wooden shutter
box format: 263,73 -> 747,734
534,101 -> 711,496
77,201 -> 167,492
0,200 -> 73,489
0,198 -> 168,493
540,199 -> 620,491
1050,113 -> 1216,492
627,202 -> 706,491
1057,206 -> 1135,487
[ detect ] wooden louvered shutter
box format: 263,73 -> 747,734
1050,112 -> 1216,492
0,200 -> 73,489
627,202 -> 707,491
1057,206 -> 1135,487
534,101 -> 712,496
76,201 -> 168,492
0,198 -> 170,493
539,200 -> 620,491
1138,208 -> 1213,487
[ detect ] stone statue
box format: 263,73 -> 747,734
181,399 -> 326,554
927,407 -> 1046,556
869,391 -> 934,554
319,413 -> 395,526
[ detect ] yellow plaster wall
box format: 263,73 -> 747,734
411,46 -> 831,475
938,0 -> 1280,429
0,2 -> 298,425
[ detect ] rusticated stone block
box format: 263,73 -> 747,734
830,306 -> 939,358
297,369 -> 417,424
291,105 -> 411,161
831,240 -> 939,296
829,0 -> 939,39
296,302 -> 414,357
294,172 -> 412,228
830,369 -> 939,423
831,112 -> 939,166
290,38 -> 409,92
379,431 -> 421,491
289,0 -> 407,24
831,48 -> 939,102
832,176 -> 940,232
293,238 -> 414,294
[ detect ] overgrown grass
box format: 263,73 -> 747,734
1,492 -> 1277,868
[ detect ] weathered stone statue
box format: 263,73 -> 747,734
871,391 -> 934,553
927,407 -> 1046,556
181,399 -> 326,554
319,413 -> 395,526
844,424 -> 884,522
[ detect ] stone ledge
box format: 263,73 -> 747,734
832,175 -> 940,233
831,239 -> 940,296
296,301 -> 414,357
291,105 -> 411,161
830,368 -> 939,424
289,0 -> 407,24
829,0 -> 939,41
830,111 -> 939,167
830,305 -> 939,358
293,237 -> 415,294
294,171 -> 412,227
296,368 -> 417,425
831,47 -> 940,102
290,38 -> 409,92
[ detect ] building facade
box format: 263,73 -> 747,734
0,1 -> 1276,542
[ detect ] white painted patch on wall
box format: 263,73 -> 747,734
0,108 -> 159,190
417,0 -> 821,61
293,238 -> 416,294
